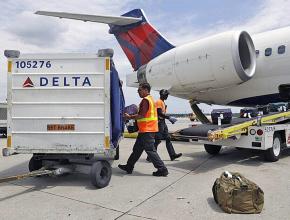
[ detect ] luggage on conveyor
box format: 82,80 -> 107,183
268,102 -> 288,112
211,109 -> 232,124
257,105 -> 270,115
240,108 -> 258,118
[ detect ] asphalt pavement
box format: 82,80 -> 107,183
1,135 -> 290,220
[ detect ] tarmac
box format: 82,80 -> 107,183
1,134 -> 290,220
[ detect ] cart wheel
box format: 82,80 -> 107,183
2,148 -> 10,157
29,156 -> 43,172
90,161 -> 112,188
265,133 -> 282,162
204,144 -> 222,155
114,145 -> 120,160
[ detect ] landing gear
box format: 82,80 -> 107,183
189,100 -> 211,124
204,144 -> 222,155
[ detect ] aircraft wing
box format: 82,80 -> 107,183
35,11 -> 142,26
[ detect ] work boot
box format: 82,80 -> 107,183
118,164 -> 133,174
170,153 -> 182,161
152,168 -> 168,177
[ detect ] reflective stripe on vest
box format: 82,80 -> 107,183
137,95 -> 158,133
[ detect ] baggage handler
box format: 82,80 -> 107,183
118,83 -> 169,177
146,89 -> 182,162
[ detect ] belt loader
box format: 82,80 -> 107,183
173,111 -> 290,162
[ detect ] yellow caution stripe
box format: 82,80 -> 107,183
8,61 -> 12,73
7,136 -> 12,148
105,136 -> 110,149
105,58 -> 110,71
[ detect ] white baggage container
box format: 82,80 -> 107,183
3,49 -> 124,188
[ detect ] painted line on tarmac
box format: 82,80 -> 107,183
8,182 -> 155,220
114,155 -> 214,220
166,166 -> 190,174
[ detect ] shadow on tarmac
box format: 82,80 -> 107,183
206,197 -> 224,213
111,167 -> 152,177
167,147 -> 290,174
0,159 -> 99,192
1,147 -> 290,204
0,158 -> 153,199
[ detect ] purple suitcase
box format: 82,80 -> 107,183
124,104 -> 139,133
124,104 -> 138,115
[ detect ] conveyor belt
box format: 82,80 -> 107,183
173,111 -> 290,142
178,118 -> 253,137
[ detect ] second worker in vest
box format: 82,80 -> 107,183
146,89 -> 182,162
119,83 -> 169,177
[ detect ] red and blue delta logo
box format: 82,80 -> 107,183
23,77 -> 34,88
22,76 -> 92,87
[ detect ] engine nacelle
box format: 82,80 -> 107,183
136,31 -> 256,92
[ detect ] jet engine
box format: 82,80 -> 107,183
135,31 -> 256,92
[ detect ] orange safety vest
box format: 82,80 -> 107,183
137,95 -> 158,133
156,99 -> 166,120
155,99 -> 166,114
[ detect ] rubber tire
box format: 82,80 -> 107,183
204,144 -> 222,155
114,145 -> 120,160
2,148 -> 10,157
265,133 -> 282,162
90,161 -> 112,188
28,156 -> 43,172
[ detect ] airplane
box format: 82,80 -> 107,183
35,9 -> 290,123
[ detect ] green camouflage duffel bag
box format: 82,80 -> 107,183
212,171 -> 264,214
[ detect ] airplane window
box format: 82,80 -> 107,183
278,45 -> 286,54
265,48 -> 272,56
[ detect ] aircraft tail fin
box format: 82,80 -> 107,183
36,9 -> 174,70
109,9 -> 175,70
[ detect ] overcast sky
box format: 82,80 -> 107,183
1,0 -> 290,113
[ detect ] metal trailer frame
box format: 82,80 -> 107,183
2,49 -> 121,188
172,111 -> 290,162
0,102 -> 7,137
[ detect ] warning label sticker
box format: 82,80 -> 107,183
47,124 -> 75,131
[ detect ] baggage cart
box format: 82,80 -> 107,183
2,49 -> 124,188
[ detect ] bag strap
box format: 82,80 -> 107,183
232,174 -> 248,189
